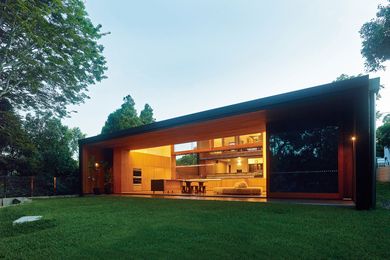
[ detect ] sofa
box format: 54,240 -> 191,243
213,181 -> 262,195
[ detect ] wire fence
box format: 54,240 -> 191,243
0,176 -> 79,198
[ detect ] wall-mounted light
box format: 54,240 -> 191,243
95,162 -> 100,168
351,136 -> 356,142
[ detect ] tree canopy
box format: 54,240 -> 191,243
0,100 -> 37,175
377,122 -> 390,155
334,73 -> 364,82
360,1 -> 390,71
23,113 -> 85,177
0,106 -> 84,177
101,95 -> 156,134
0,0 -> 107,117
139,104 -> 155,125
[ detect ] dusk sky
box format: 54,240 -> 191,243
64,0 -> 390,137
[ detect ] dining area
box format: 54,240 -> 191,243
181,179 -> 208,194
151,178 -> 221,195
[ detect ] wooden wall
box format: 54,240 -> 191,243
128,152 -> 172,191
82,146 -> 105,194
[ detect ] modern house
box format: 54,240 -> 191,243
79,75 -> 379,210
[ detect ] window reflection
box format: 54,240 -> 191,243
269,125 -> 339,193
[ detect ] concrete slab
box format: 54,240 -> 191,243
13,216 -> 42,225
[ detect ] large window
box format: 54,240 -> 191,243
269,125 -> 339,193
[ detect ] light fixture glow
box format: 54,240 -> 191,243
94,162 -> 99,168
351,136 -> 356,141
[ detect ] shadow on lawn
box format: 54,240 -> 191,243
0,218 -> 57,238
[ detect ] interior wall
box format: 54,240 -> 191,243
120,145 -> 172,192
176,166 -> 199,179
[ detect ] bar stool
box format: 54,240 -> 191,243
191,183 -> 199,194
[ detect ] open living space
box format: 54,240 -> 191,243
79,75 -> 380,210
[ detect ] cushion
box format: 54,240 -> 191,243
234,181 -> 248,189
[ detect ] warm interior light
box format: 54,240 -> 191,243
237,157 -> 242,166
351,136 -> 356,141
95,162 -> 99,168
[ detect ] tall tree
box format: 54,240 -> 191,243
0,100 -> 38,176
377,122 -> 390,154
101,95 -> 156,134
101,95 -> 142,134
0,0 -> 107,117
24,113 -> 84,177
139,104 -> 155,124
360,1 -> 390,71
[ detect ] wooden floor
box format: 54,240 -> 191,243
112,193 -> 355,207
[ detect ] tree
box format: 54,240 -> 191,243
383,114 -> 390,124
334,73 -> 363,82
360,1 -> 390,71
101,95 -> 156,134
101,95 -> 141,134
68,127 -> 86,159
0,99 -> 38,176
0,0 -> 107,117
24,113 -> 84,177
139,104 -> 155,124
377,122 -> 390,156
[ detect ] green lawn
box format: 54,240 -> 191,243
1,183 -> 390,259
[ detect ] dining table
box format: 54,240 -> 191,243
182,178 -> 221,194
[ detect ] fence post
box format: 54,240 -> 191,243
53,176 -> 57,195
30,176 -> 34,197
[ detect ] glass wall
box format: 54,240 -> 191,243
269,124 -> 339,193
173,132 -> 265,178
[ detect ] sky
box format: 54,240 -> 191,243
64,0 -> 390,137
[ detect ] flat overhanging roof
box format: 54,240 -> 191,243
80,75 -> 374,146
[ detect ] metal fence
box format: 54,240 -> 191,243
0,175 -> 79,198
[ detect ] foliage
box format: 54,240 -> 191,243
377,122 -> 390,152
0,100 -> 38,176
360,1 -> 390,71
23,113 -> 84,177
333,73 -> 364,82
139,104 -> 155,125
0,0 -> 107,117
101,95 -> 156,134
176,154 -> 198,166
383,113 -> 390,124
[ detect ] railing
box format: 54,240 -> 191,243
0,175 -> 79,198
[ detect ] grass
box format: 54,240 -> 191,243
1,183 -> 390,259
